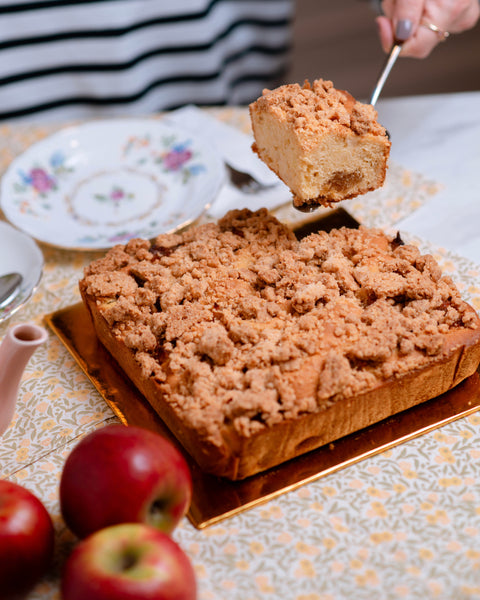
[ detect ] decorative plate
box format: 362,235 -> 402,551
0,222 -> 43,323
0,119 -> 225,250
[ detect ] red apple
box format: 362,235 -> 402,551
61,523 -> 196,600
0,480 -> 55,599
60,424 -> 192,539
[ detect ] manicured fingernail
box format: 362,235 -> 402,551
395,19 -> 413,41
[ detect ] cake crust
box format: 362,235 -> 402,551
80,209 -> 480,479
249,79 -> 391,207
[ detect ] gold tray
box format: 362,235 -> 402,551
45,209 -> 480,529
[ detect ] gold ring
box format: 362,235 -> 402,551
421,21 -> 450,41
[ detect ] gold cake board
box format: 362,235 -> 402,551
45,209 -> 480,529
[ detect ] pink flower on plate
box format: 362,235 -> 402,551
163,146 -> 193,171
110,187 -> 125,201
29,168 -> 56,193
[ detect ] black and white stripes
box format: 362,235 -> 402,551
0,0 -> 292,122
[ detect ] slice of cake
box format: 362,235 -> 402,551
249,79 -> 391,208
79,209 -> 480,480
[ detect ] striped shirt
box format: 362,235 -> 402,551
0,0 -> 292,122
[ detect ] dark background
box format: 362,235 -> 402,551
286,0 -> 480,101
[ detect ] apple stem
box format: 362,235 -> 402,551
149,498 -> 171,529
118,549 -> 139,572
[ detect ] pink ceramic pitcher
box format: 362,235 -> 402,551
0,323 -> 48,435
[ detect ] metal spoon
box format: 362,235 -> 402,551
293,41 -> 403,214
0,273 -> 23,309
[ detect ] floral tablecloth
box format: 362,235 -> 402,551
0,109 -> 479,600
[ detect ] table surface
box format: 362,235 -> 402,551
1,93 -> 480,600
378,90 -> 480,266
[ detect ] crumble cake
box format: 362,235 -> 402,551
80,209 -> 480,479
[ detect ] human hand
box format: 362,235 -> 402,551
376,0 -> 480,58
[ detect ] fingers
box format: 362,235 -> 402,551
398,0 -> 479,58
399,25 -> 444,57
440,0 -> 480,33
390,0 -> 425,40
376,17 -> 436,59
376,16 -> 394,52
378,0 -> 480,59
377,0 -> 426,53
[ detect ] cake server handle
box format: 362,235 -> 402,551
369,41 -> 403,107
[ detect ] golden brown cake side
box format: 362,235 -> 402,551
249,79 -> 391,207
79,209 -> 480,480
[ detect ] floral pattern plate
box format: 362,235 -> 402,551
0,221 -> 43,323
0,119 -> 225,250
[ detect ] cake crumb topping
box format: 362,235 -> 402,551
80,209 -> 476,445
255,79 -> 387,137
